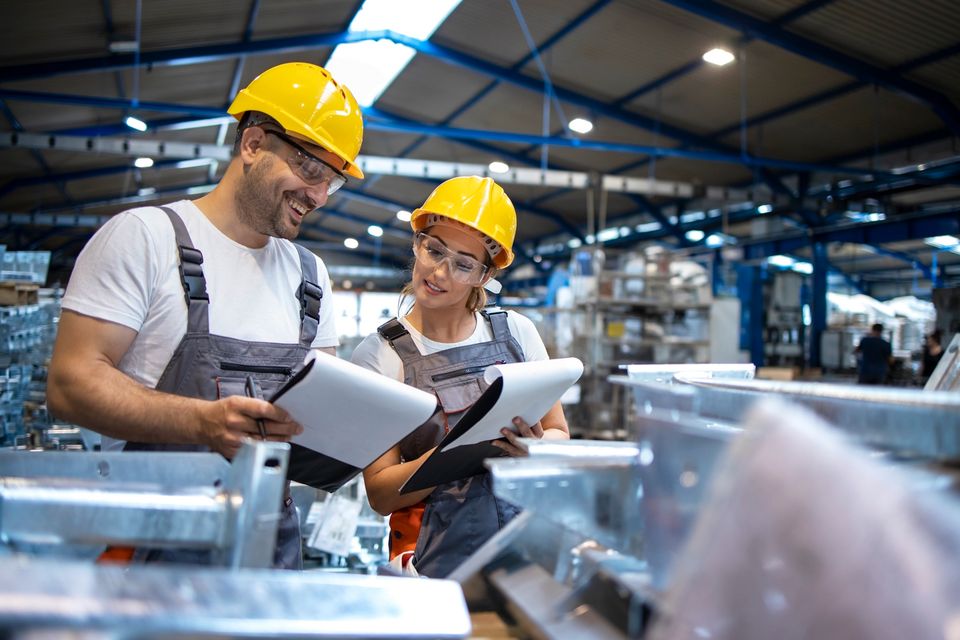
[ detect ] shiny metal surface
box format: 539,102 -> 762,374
0,440 -> 288,568
0,449 -> 229,487
0,555 -> 471,638
621,363 -> 755,383
614,372 -> 960,462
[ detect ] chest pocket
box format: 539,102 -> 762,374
433,377 -> 485,416
215,361 -> 294,400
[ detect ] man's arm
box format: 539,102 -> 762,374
48,310 -> 302,459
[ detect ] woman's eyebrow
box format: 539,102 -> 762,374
433,236 -> 483,261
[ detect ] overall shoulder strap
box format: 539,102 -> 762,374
480,308 -> 510,341
293,244 -> 323,348
377,318 -> 421,362
159,206 -> 209,334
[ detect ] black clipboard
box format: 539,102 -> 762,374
399,376 -> 510,494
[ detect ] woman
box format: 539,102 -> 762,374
351,176 -> 569,578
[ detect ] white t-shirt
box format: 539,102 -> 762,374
63,199 -> 339,393
350,309 -> 548,381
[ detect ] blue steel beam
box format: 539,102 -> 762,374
0,159 -> 186,198
660,0 -> 960,135
711,41 -> 960,140
362,114 -> 891,176
3,89 -> 886,177
392,0 -> 612,160
0,28 -> 731,154
739,208 -> 960,262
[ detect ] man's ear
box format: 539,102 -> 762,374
238,126 -> 267,163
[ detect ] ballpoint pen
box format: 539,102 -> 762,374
245,375 -> 268,440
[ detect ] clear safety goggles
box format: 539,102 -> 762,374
414,232 -> 490,286
263,129 -> 347,196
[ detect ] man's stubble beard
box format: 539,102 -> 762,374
234,156 -> 299,241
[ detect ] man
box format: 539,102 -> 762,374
854,323 -> 893,385
47,62 -> 364,568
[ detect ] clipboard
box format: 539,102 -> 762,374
269,351 -> 439,492
399,358 -> 583,494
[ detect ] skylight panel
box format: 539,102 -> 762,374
325,0 -> 462,108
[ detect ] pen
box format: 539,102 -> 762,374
245,376 -> 268,440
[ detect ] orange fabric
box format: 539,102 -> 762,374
388,502 -> 426,560
97,546 -> 136,563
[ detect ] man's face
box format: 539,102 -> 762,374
234,128 -> 346,240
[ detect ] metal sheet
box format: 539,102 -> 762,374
0,555 -> 471,638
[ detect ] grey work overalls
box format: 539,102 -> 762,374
378,310 -> 524,578
125,206 -> 324,570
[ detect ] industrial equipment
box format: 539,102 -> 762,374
449,362 -> 960,639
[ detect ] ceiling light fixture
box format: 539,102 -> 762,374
125,116 -> 147,132
703,47 -> 735,66
396,210 -> 412,222
488,161 -> 509,174
568,117 -> 594,134
367,225 -> 384,237
134,157 -> 154,168
344,238 -> 360,249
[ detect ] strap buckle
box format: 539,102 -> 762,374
178,245 -> 208,302
297,280 -> 323,321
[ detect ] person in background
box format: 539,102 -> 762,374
46,62 -> 364,569
854,322 -> 893,385
921,329 -> 944,381
351,176 -> 569,578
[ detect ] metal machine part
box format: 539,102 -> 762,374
449,364 -> 960,639
0,555 -> 471,639
0,440 -> 288,568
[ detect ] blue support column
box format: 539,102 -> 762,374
737,264 -> 765,367
810,242 -> 829,368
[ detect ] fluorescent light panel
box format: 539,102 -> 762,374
325,0 -> 462,108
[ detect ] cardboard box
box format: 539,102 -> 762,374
0,282 -> 39,306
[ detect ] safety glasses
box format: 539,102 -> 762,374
414,233 -> 490,286
263,129 -> 347,195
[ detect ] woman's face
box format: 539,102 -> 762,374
410,223 -> 488,311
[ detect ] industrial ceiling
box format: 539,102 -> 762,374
1,0 -> 959,299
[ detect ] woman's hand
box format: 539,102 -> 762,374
491,416 -> 544,457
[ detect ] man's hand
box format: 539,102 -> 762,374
196,396 -> 303,459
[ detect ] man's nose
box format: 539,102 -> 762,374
305,184 -> 329,209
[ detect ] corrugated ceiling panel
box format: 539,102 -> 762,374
789,0 -> 960,67
543,0 -> 741,101
910,54 -> 960,104
377,54 -> 499,124
627,40 -> 850,138
434,0 -> 598,68
1,0 -> 107,64
717,86 -> 943,163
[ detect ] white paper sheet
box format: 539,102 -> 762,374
276,351 -> 438,468
443,357 -> 584,450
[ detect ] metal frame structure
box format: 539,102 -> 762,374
0,439 -> 288,568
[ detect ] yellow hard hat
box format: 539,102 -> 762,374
228,62 -> 364,179
411,176 -> 517,269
